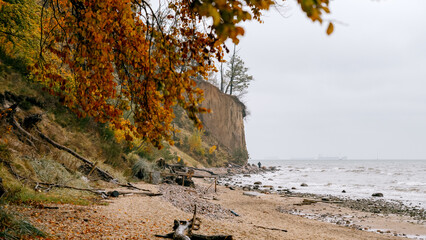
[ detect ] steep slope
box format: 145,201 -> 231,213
197,81 -> 248,163
169,80 -> 248,166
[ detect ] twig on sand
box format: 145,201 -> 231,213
254,225 -> 288,232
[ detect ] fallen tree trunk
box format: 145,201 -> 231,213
6,110 -> 115,182
10,116 -> 39,148
37,130 -> 115,182
166,164 -> 217,176
116,191 -> 162,197
35,182 -> 104,194
2,160 -> 159,199
118,182 -> 151,192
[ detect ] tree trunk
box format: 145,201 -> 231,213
220,62 -> 224,92
229,45 -> 237,95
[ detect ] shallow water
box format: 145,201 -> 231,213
236,159 -> 426,208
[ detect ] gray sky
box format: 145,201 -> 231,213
236,0 -> 426,160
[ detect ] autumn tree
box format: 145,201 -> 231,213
0,0 -> 334,147
0,0 -> 39,69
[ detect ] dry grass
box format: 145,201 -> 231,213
0,207 -> 46,239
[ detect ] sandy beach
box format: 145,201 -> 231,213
7,177 -> 425,239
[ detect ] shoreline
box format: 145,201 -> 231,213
5,164 -> 425,239
213,164 -> 426,239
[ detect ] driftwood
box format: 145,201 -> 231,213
294,199 -> 319,206
34,183 -> 162,198
155,232 -> 232,240
36,130 -> 115,182
118,182 -> 151,192
116,191 -> 163,197
162,172 -> 206,179
155,205 -> 232,240
2,159 -> 160,199
190,235 -> 233,240
34,182 -> 104,194
166,164 -> 217,176
254,225 -> 287,232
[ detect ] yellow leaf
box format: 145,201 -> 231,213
326,22 -> 334,35
323,6 -> 330,14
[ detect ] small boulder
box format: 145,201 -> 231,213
300,183 -> 308,187
372,193 -> 384,197
342,190 -> 346,193
254,181 -> 262,185
107,191 -> 120,197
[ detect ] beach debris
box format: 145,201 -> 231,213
2,160 -> 161,199
254,225 -> 287,232
294,199 -> 319,206
230,210 -> 240,216
243,191 -> 264,197
160,184 -> 234,219
300,183 -> 308,187
372,193 -> 384,197
175,176 -> 195,187
155,206 -> 233,240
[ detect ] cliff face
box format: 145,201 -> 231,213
197,81 -> 248,164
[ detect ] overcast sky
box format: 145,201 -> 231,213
235,0 -> 426,160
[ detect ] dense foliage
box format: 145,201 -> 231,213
0,0 -> 332,146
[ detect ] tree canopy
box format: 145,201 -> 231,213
0,0 -> 333,147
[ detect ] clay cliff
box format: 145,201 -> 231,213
197,80 -> 248,164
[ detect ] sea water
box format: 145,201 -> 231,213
233,159 -> 426,208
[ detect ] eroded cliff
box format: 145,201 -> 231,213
197,80 -> 248,164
